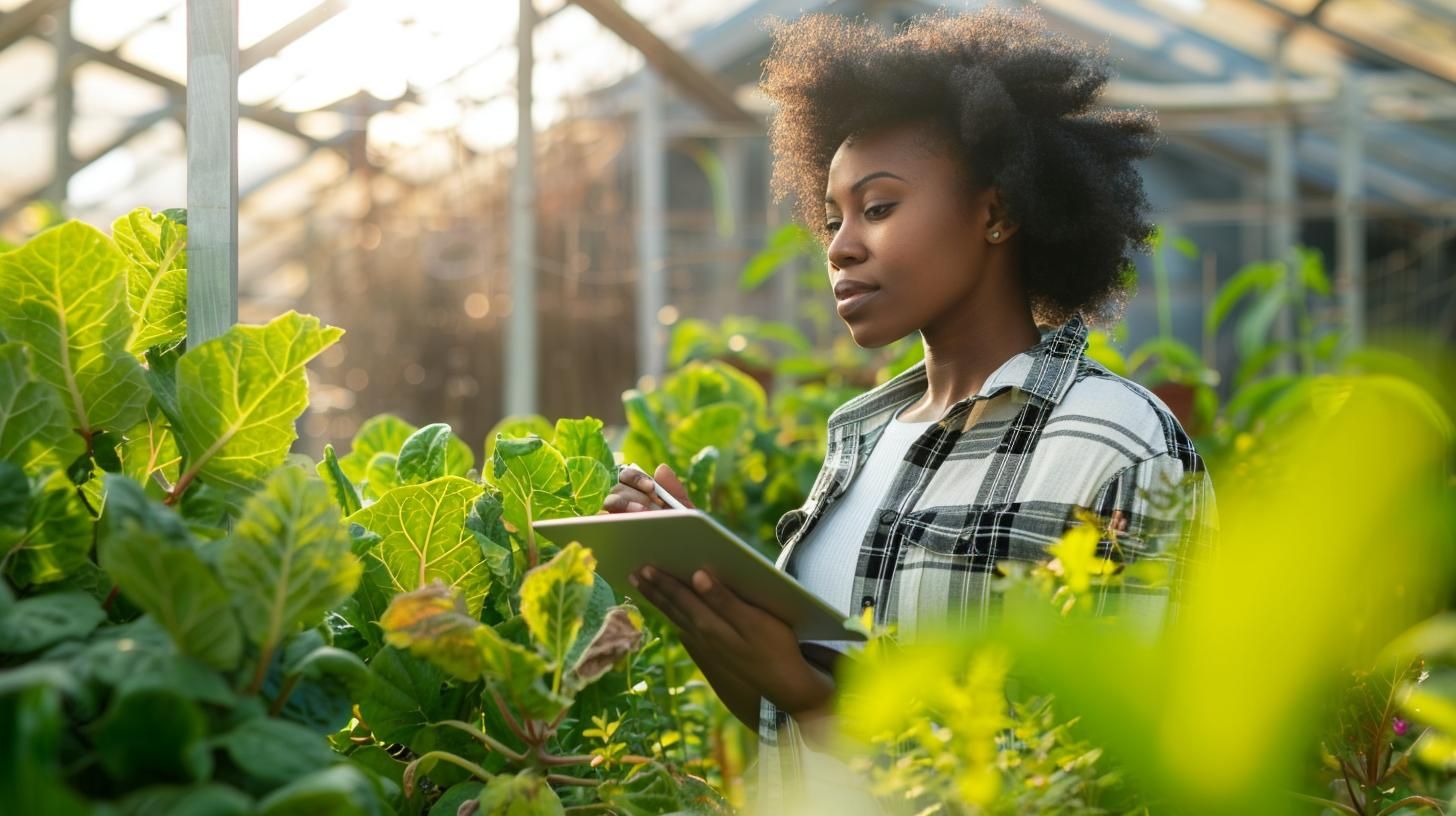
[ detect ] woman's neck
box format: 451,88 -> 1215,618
898,295 -> 1042,423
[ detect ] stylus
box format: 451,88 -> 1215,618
619,462 -> 691,511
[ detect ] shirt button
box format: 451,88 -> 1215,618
879,510 -> 897,524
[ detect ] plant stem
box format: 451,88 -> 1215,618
404,751 -> 494,796
435,719 -> 528,763
525,504 -> 538,569
244,644 -> 274,696
1292,793 -> 1361,815
563,805 -> 616,814
1372,796 -> 1446,816
101,584 -> 119,612
163,466 -> 199,507
491,688 -> 532,747
545,773 -> 600,787
268,673 -> 301,717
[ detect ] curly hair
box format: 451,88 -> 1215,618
758,7 -> 1160,325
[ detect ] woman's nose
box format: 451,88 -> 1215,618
826,225 -> 864,269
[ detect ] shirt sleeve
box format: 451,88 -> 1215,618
1087,450 -> 1220,631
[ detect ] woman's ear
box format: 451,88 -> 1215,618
983,187 -> 1019,244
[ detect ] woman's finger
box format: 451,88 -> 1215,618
652,465 -> 695,509
602,486 -> 665,513
641,567 -> 745,649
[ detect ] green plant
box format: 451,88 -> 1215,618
0,213 -> 745,815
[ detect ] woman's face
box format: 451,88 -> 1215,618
823,121 -> 1001,348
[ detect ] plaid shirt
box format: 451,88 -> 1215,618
751,311 -> 1219,813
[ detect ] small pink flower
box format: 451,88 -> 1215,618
1393,718 -> 1409,736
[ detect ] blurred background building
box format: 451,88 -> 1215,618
0,0 -> 1453,455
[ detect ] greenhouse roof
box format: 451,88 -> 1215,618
1,0 -> 1454,235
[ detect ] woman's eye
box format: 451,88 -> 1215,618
865,203 -> 894,218
824,220 -> 840,233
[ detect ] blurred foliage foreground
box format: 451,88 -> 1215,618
0,210 -> 1452,816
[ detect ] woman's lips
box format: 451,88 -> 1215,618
835,288 -> 880,319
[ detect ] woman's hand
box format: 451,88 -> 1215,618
628,565 -> 835,723
600,464 -> 694,513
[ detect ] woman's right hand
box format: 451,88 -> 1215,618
600,464 -> 695,513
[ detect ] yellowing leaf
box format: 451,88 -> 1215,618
0,342 -> 84,475
346,476 -> 489,615
219,468 -> 361,656
520,542 -> 597,670
111,207 -> 187,355
175,311 -> 342,495
381,581 -> 487,681
0,221 -> 149,435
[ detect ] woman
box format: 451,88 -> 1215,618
603,8 -> 1217,813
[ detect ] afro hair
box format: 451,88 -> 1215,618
758,7 -> 1161,325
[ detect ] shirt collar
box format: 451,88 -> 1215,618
827,311 -> 1091,431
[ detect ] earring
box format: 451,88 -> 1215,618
989,229 -> 1001,241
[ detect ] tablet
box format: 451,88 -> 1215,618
532,510 -> 867,643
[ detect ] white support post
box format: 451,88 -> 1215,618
186,0 -> 239,345
1336,74 -> 1366,350
1268,47 -> 1298,373
636,69 -> 666,386
48,0 -> 74,209
506,0 -> 538,416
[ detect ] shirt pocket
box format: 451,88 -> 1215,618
899,505 -> 1059,566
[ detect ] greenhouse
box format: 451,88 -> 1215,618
0,0 -> 1453,814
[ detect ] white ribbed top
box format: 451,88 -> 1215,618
790,401 -> 935,653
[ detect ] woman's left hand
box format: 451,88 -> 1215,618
629,565 -> 834,718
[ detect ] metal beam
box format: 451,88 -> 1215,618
74,42 -> 325,149
240,0 -> 347,72
0,105 -> 176,223
1249,0 -> 1456,90
569,0 -> 757,126
0,0 -> 64,52
186,0 -> 239,345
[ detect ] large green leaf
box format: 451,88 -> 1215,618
475,771 -> 565,816
466,491 -> 516,617
98,476 -> 242,670
174,311 -> 342,495
0,470 -> 93,589
669,403 -> 745,462
0,590 -> 105,653
340,414 -> 472,486
482,415 -> 555,485
346,476 -> 489,615
492,436 -> 574,534
219,718 -> 337,785
93,686 -> 210,784
256,765 -> 385,816
564,457 -> 612,516
396,423 -> 451,485
357,646 -> 447,745
219,468 -> 361,658
119,400 -> 181,490
337,415 -> 415,483
519,542 -> 596,671
362,452 -> 399,501
0,221 -> 149,435
112,207 -> 187,355
0,342 -> 84,474
552,417 -> 615,473
316,443 -> 362,516
621,390 -> 674,473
